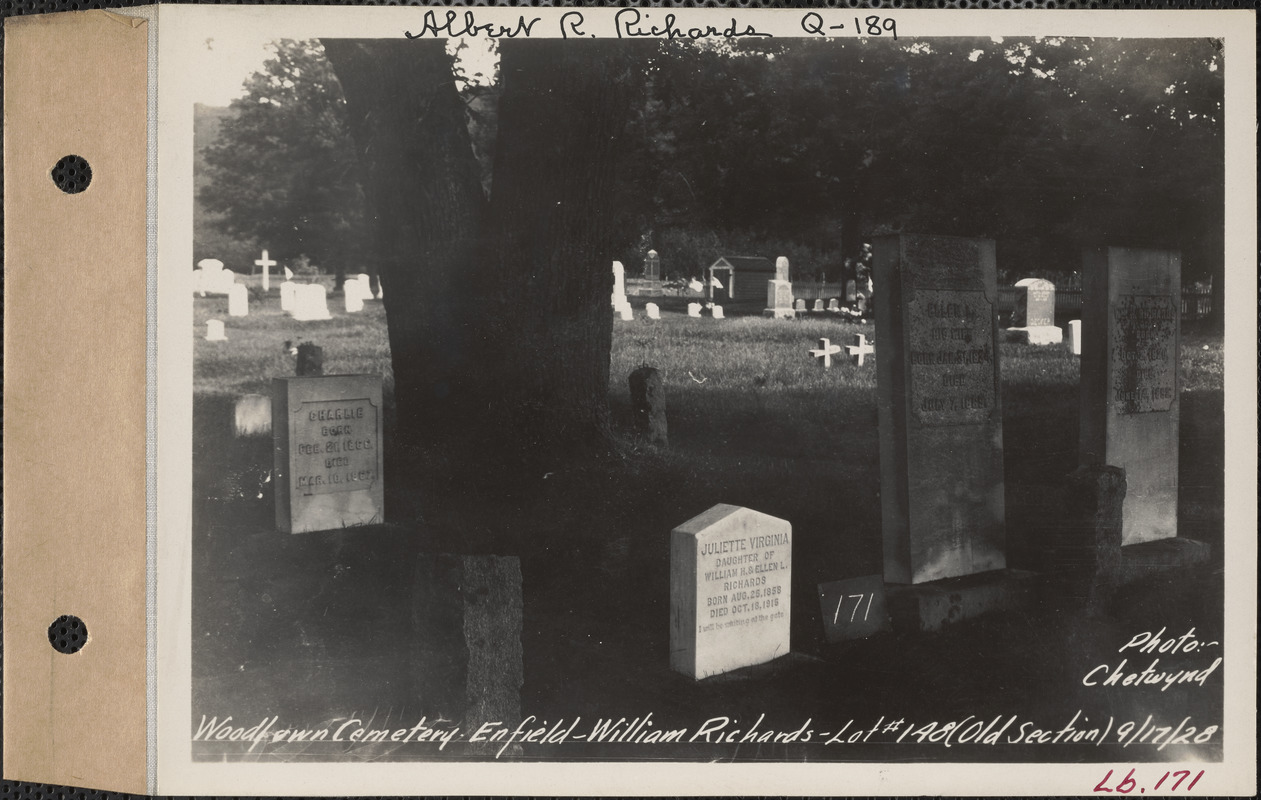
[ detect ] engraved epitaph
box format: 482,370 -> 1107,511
874,235 -> 1006,584
273,374 -> 385,533
1079,247 -> 1180,544
670,504 -> 792,680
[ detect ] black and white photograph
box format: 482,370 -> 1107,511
145,5 -> 1253,794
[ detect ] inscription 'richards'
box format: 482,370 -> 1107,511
907,289 -> 995,426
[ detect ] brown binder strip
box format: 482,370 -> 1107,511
3,9 -> 151,793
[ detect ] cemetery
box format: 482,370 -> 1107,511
190,247 -> 1224,762
186,34 -> 1229,767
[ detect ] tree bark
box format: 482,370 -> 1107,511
322,39 -> 487,474
324,39 -> 643,491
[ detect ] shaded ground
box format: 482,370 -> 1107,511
190,295 -> 1225,764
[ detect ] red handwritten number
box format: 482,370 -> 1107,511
1154,772 -> 1169,791
1187,770 -> 1204,790
1116,769 -> 1137,794
1170,771 -> 1191,791
1094,770 -> 1114,792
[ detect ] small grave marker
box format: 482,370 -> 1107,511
812,299 -> 824,312
645,303 -> 661,320
273,374 -> 385,534
809,338 -> 842,369
344,280 -> 365,313
711,305 -> 724,319
670,504 -> 792,680
817,575 -> 891,643
1068,319 -> 1082,356
845,333 -> 875,366
234,394 -> 272,437
204,319 -> 226,341
228,283 -> 249,317
255,249 -> 276,292
687,303 -> 702,318
794,298 -> 807,313
828,298 -> 841,313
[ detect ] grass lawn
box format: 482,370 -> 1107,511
190,285 -> 1224,762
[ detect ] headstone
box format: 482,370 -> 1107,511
204,319 -> 226,341
763,278 -> 795,319
1079,247 -> 1180,545
228,283 -> 249,317
344,280 -> 365,313
412,555 -> 523,738
812,299 -> 824,313
284,266 -> 294,280
828,298 -> 841,313
272,374 -> 385,534
817,575 -> 890,643
711,305 -> 724,319
628,366 -> 668,446
617,306 -> 633,321
794,298 -> 807,313
611,261 -> 633,319
809,338 -> 842,369
845,333 -> 875,366
670,504 -> 792,680
255,249 -> 276,292
687,303 -> 702,318
774,256 -> 790,282
279,281 -> 297,312
645,303 -> 661,320
233,394 -> 272,437
296,343 -> 324,377
1006,277 -> 1062,345
644,249 -> 662,294
1068,319 -> 1082,356
293,284 -> 332,321
873,234 -> 1005,584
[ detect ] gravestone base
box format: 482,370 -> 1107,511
762,307 -> 797,319
1116,538 -> 1211,585
1004,325 -> 1063,346
885,569 -> 1037,633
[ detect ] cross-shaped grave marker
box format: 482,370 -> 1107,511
255,249 -> 277,292
845,333 -> 875,366
809,337 -> 843,369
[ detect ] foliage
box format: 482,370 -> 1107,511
199,40 -> 368,273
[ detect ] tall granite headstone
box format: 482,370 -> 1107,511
670,504 -> 792,680
1006,277 -> 1062,345
763,256 -> 795,319
273,374 -> 385,534
874,234 -> 1006,584
1079,247 -> 1180,545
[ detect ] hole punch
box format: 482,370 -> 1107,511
50,155 -> 92,194
47,614 -> 88,654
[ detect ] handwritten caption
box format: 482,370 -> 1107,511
194,709 -> 1218,759
404,10 -> 899,41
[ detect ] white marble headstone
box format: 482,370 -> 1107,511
205,319 -> 227,341
670,504 -> 792,680
645,303 -> 661,320
687,303 -> 702,318
228,283 -> 249,317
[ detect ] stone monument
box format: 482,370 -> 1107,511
1079,247 -> 1180,545
670,504 -> 791,680
763,256 -> 795,319
273,374 -> 385,534
873,234 -> 1006,584
1006,277 -> 1062,345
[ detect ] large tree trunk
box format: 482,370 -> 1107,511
324,39 -> 642,500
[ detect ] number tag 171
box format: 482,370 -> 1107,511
818,574 -> 891,644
